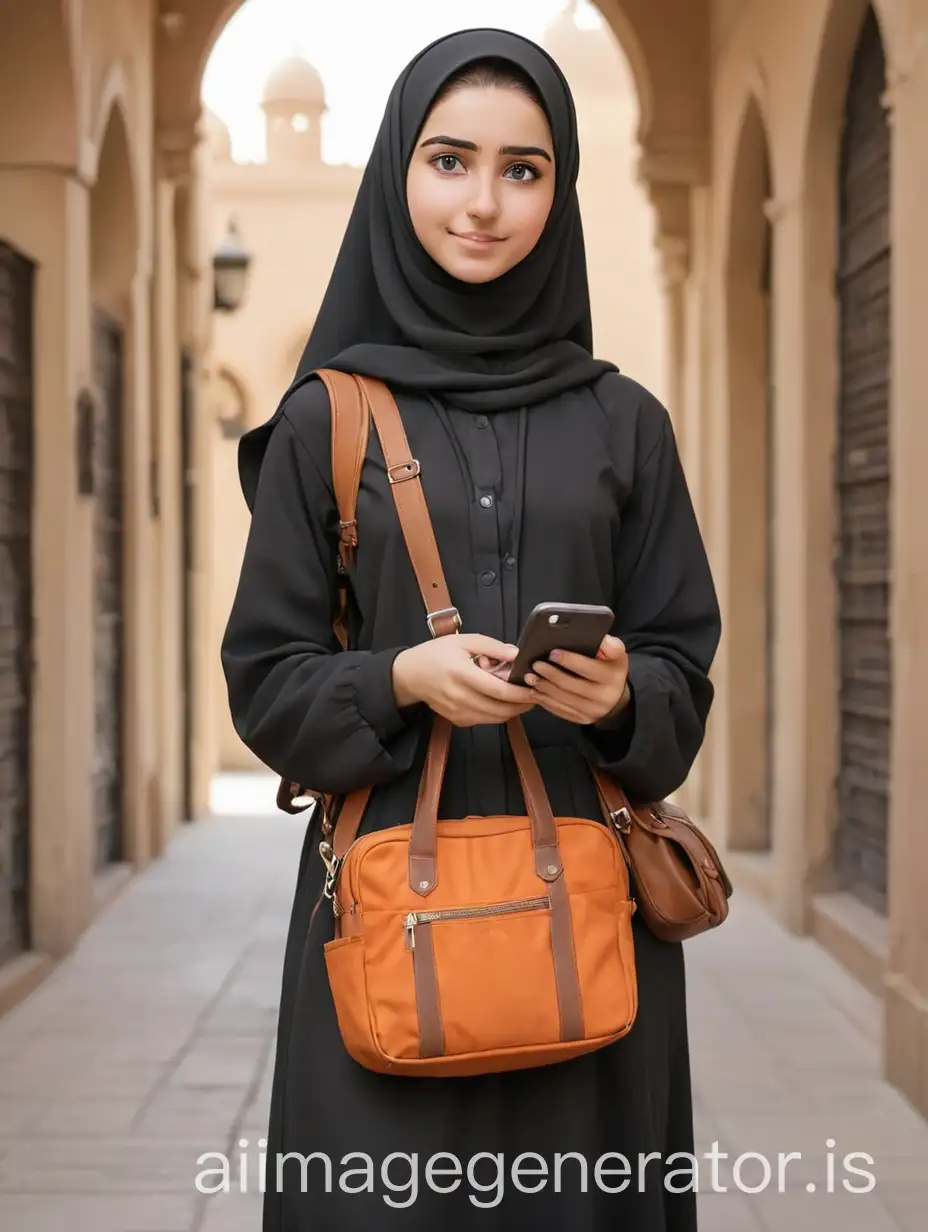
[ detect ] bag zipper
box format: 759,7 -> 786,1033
403,895 -> 550,950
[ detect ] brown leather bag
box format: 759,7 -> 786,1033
591,783 -> 732,943
275,369 -> 731,957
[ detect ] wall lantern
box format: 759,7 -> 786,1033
212,218 -> 252,313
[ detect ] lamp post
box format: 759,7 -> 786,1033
212,218 -> 252,312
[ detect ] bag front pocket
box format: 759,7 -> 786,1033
404,895 -> 561,1057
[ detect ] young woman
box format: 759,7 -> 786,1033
222,26 -> 720,1232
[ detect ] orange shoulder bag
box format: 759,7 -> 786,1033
276,371 -> 730,1077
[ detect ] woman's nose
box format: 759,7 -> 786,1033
465,172 -> 501,220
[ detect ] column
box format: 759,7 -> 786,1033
151,137 -> 188,843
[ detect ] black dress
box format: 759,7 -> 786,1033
221,369 -> 721,1231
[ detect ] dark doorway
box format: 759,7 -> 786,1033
92,308 -> 126,869
0,241 -> 34,964
834,7 -> 892,913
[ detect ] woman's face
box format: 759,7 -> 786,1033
406,84 -> 556,284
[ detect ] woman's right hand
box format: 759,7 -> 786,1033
392,634 -> 536,727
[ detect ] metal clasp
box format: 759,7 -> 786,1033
319,840 -> 341,900
426,606 -> 462,637
609,806 -> 632,835
387,460 -> 421,484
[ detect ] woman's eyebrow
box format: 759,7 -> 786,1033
419,135 -> 553,162
500,144 -> 552,162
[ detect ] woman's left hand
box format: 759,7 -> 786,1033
525,634 -> 631,725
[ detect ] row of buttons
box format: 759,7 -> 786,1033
472,413 -> 507,589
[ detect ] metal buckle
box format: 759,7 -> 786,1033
426,606 -> 462,637
609,807 -> 632,834
319,841 -> 341,899
387,460 -> 421,484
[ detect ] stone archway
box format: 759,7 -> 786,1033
89,99 -> 138,873
723,97 -> 775,852
155,0 -> 709,270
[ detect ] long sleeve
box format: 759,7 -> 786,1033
577,390 -> 721,803
220,411 -> 421,796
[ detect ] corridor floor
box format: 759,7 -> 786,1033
0,774 -> 925,1231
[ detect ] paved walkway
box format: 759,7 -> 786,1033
0,774 -> 926,1231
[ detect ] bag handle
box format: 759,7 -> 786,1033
331,375 -> 567,896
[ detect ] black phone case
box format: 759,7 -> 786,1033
508,603 -> 614,686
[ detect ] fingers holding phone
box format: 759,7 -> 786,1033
524,633 -> 631,725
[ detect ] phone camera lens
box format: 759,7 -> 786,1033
548,614 -> 559,625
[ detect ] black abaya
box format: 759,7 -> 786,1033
221,370 -> 721,1230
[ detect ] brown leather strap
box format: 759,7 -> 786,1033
505,717 -> 563,882
589,764 -> 634,832
508,716 -> 584,1042
407,718 -> 451,894
276,369 -> 369,810
331,786 -> 373,860
315,368 -> 369,567
354,374 -> 461,638
547,870 -> 585,1041
410,923 -> 445,1057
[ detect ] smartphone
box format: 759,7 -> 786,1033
506,602 -> 615,686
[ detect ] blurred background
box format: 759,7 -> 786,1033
0,0 -> 926,1229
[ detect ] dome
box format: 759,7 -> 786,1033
543,2 -> 629,97
261,55 -> 325,111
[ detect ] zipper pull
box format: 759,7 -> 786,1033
404,912 -> 417,951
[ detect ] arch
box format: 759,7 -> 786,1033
88,64 -> 137,186
803,0 -> 895,212
722,94 -> 775,851
90,99 -> 138,318
155,0 -> 700,170
0,0 -> 78,167
800,1 -> 895,912
582,0 -> 654,139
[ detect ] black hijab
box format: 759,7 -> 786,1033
239,26 -> 618,508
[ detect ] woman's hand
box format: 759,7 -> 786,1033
392,634 -> 537,727
523,634 -> 631,725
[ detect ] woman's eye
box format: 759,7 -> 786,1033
434,154 -> 461,172
506,163 -> 539,182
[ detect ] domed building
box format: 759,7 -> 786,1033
260,53 -> 327,165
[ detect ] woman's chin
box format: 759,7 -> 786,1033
441,258 -> 507,284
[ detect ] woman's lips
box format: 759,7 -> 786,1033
450,230 -> 504,246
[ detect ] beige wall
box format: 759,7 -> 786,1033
203,108 -> 363,770
2,0 -> 928,1126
